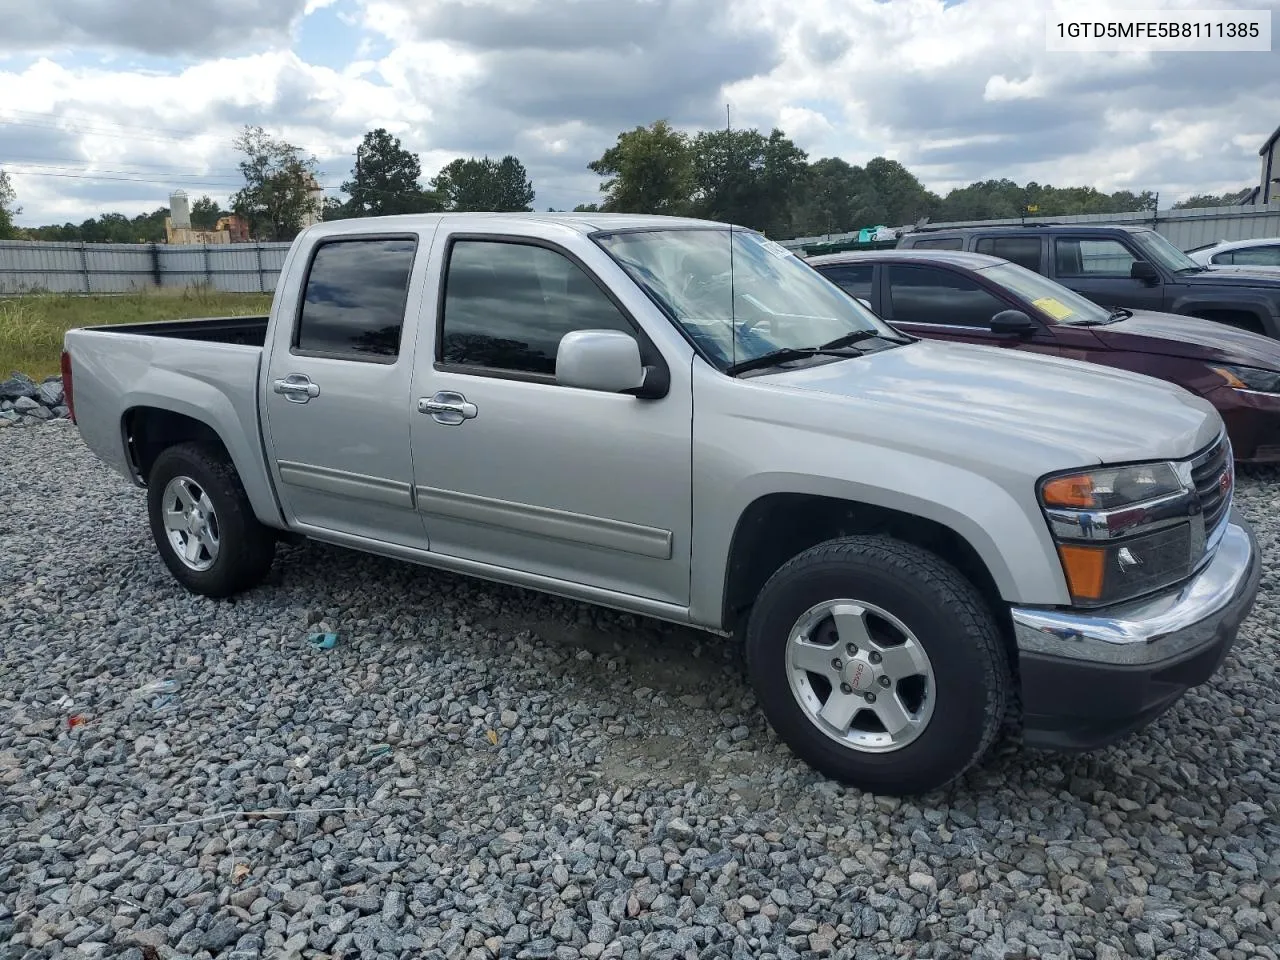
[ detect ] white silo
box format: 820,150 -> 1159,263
170,189 -> 191,229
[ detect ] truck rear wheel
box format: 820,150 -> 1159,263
745,535 -> 1010,796
146,442 -> 275,598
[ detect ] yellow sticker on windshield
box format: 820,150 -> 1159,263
1032,296 -> 1075,321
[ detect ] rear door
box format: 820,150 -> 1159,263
1050,236 -> 1166,311
407,226 -> 694,607
261,229 -> 434,548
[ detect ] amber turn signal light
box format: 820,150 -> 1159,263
1056,544 -> 1105,601
1042,474 -> 1096,509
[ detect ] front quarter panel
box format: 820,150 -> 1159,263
687,361 -> 1076,628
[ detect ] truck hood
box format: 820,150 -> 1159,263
1179,267 -> 1280,290
1096,309 -> 1280,368
763,339 -> 1220,466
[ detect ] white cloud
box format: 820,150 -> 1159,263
2,0 -> 1277,225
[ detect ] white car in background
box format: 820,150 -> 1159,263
1187,237 -> 1280,272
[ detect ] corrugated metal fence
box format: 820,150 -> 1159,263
782,201 -> 1280,252
0,240 -> 293,294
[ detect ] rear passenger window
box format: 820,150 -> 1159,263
975,236 -> 1043,272
296,238 -> 417,360
1054,238 -> 1136,277
818,263 -> 874,299
909,237 -> 964,250
440,239 -> 635,378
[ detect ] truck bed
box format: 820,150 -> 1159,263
88,315 -> 269,347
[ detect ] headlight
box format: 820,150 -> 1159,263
1038,462 -> 1195,607
1210,364 -> 1280,393
1041,463 -> 1183,510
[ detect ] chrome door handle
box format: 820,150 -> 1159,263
273,374 -> 320,403
418,391 -> 477,425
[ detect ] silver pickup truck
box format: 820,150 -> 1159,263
63,212 -> 1261,796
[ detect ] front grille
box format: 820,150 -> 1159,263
1190,434 -> 1232,535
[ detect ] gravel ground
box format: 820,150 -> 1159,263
2,422 -> 1280,960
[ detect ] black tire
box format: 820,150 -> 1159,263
146,441 -> 275,598
745,535 -> 1010,796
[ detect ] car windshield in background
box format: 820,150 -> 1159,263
977,261 -> 1113,325
1133,230 -> 1203,273
594,227 -> 905,371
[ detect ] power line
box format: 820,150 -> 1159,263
3,108 -> 215,140
8,169 -> 246,187
7,162 -> 242,184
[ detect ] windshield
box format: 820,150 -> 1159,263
594,227 -> 904,371
977,261 -> 1113,325
1132,230 -> 1201,272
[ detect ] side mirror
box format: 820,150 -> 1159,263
855,297 -> 874,311
1130,260 -> 1160,284
557,329 -> 666,398
989,309 -> 1036,336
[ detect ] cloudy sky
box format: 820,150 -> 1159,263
2,0 -> 1278,229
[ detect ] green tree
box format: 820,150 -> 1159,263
1174,189 -> 1251,209
190,195 -> 224,230
588,120 -> 693,214
861,157 -> 939,225
341,128 -> 442,216
430,155 -> 535,212
793,157 -> 889,236
690,127 -> 808,236
0,169 -> 19,239
572,203 -> 601,212
230,124 -> 320,241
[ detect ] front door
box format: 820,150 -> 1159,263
879,263 -> 1064,358
1050,236 -> 1166,312
409,231 -> 693,606
262,231 -> 432,548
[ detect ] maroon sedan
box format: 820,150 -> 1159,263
809,249 -> 1280,463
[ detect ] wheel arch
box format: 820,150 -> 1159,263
122,404 -> 285,528
720,492 -> 1015,654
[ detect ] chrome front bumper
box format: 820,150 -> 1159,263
1010,509 -> 1261,667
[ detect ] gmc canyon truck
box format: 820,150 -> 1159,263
62,213 -> 1261,796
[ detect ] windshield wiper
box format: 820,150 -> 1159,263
725,345 -> 863,377
819,329 -> 909,348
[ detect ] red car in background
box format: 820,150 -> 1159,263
808,249 -> 1280,464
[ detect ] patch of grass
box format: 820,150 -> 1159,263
0,286 -> 274,380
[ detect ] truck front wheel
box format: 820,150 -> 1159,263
745,535 -> 1010,796
146,442 -> 276,598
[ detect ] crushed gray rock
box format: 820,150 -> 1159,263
2,426 -> 1279,960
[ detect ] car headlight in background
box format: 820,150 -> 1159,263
1038,462 -> 1197,607
1210,364 -> 1280,394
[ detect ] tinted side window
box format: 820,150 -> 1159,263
296,238 -> 417,360
1054,238 -> 1136,277
1230,245 -> 1280,267
975,236 -> 1043,272
887,265 -> 1010,327
910,237 -> 964,250
440,240 -> 634,377
818,263 -> 874,299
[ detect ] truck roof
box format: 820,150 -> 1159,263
303,211 -> 732,238
807,249 -> 1005,269
902,223 -> 1155,239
